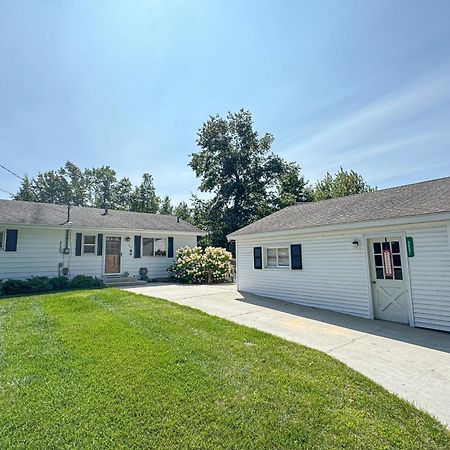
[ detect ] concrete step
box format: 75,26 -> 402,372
102,277 -> 148,287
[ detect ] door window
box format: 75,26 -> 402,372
373,240 -> 403,280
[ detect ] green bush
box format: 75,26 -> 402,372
28,276 -> 52,293
0,274 -> 103,297
70,275 -> 103,289
49,276 -> 69,291
1,279 -> 32,296
169,246 -> 232,284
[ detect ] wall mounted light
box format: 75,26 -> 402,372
125,236 -> 131,242
352,239 -> 360,248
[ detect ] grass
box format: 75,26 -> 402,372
0,289 -> 449,449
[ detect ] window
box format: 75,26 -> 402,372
266,247 -> 289,268
154,238 -> 166,256
142,238 -> 154,256
83,235 -> 96,254
373,240 -> 403,280
0,231 -> 3,249
142,238 -> 166,257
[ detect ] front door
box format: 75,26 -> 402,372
368,238 -> 409,324
105,236 -> 121,274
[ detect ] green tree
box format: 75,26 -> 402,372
174,201 -> 192,222
132,173 -> 159,213
34,170 -> 71,205
14,175 -> 38,202
159,195 -> 174,215
87,166 -> 118,209
275,162 -> 310,209
313,167 -> 375,201
60,161 -> 90,206
190,109 -> 306,246
114,177 -> 134,210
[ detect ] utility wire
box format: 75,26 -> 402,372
0,164 -> 25,181
0,187 -> 14,196
0,162 -> 46,196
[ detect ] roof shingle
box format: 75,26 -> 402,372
0,200 -> 204,234
229,176 -> 450,237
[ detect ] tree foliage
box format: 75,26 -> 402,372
14,163 -> 167,215
189,109 -> 308,246
312,167 -> 375,201
12,111 -> 374,247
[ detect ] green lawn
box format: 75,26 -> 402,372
0,290 -> 449,449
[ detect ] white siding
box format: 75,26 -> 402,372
235,221 -> 450,332
237,234 -> 371,318
0,226 -> 197,281
406,225 -> 450,332
121,235 -> 197,279
0,227 -> 67,279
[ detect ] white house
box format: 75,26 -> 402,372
228,177 -> 450,332
0,200 -> 205,282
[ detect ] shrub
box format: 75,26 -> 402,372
168,246 -> 232,284
27,276 -> 52,293
0,274 -> 104,297
204,247 -> 233,283
69,275 -> 103,289
49,276 -> 69,291
1,279 -> 32,296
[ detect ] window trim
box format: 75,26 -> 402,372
141,237 -> 167,257
265,246 -> 290,269
82,234 -> 97,255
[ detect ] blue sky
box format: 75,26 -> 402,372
1,0 -> 450,203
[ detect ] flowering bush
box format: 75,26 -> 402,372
168,246 -> 232,284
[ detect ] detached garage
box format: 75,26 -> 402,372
228,177 -> 450,332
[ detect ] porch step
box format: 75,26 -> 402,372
102,277 -> 148,288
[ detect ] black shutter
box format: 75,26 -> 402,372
75,233 -> 82,256
253,247 -> 262,269
97,234 -> 103,256
290,244 -> 302,269
196,235 -> 202,246
168,237 -> 174,258
134,235 -> 141,258
5,229 -> 18,252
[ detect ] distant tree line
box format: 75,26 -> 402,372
14,162 -> 190,218
13,109 -> 375,247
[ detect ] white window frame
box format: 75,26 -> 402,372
265,246 -> 290,269
82,234 -> 97,255
142,237 -> 167,257
0,230 -> 4,250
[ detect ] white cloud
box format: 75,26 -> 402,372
283,64 -> 450,183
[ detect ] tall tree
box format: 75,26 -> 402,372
274,162 -> 310,209
14,175 -> 38,202
313,168 -> 375,201
132,173 -> 159,213
60,161 -> 89,206
34,170 -> 71,205
114,177 -> 134,210
174,201 -> 192,222
190,109 -> 299,246
87,166 -> 118,209
159,195 -> 173,215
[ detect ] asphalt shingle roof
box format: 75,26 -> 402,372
229,176 -> 450,237
0,200 -> 205,234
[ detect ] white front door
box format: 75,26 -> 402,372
368,238 -> 409,324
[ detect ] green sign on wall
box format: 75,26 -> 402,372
406,236 -> 414,257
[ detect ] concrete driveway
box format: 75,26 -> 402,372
124,283 -> 450,428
